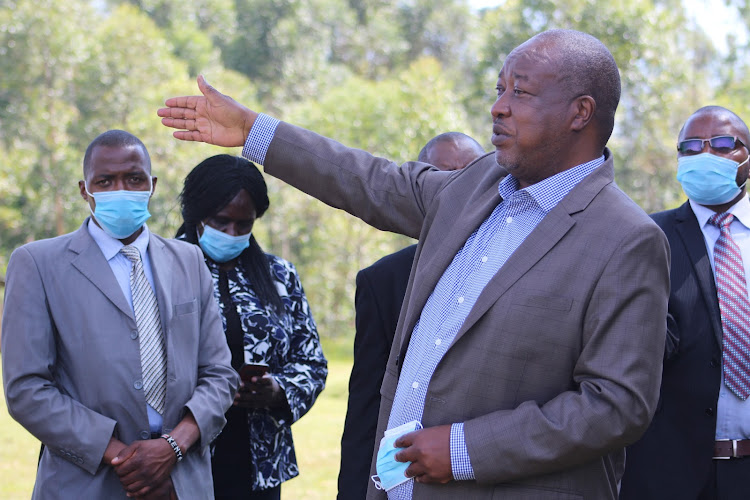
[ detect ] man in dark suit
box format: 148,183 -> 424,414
621,106 -> 750,499
337,133 -> 485,500
160,29 -> 669,499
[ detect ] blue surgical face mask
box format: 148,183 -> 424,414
198,224 -> 251,263
677,153 -> 749,206
371,420 -> 422,492
85,179 -> 152,240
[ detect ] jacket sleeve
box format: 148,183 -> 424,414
273,259 -> 327,423
182,244 -> 239,449
1,246 -> 117,475
262,121 -> 455,239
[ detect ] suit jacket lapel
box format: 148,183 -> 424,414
69,221 -> 134,320
673,201 -> 723,346
397,178 -> 502,368
450,155 -> 614,347
147,234 -> 174,338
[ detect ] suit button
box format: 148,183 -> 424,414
140,430 -> 150,440
706,407 -> 715,416
710,359 -> 719,368
134,380 -> 143,390
131,330 -> 139,339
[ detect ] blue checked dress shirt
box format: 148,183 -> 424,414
242,114 -> 604,497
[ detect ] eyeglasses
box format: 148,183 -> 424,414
677,135 -> 746,154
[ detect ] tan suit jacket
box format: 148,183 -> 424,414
263,122 -> 670,499
2,221 -> 239,499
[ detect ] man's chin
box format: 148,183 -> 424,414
494,151 -> 515,170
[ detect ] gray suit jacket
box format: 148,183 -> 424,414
263,123 -> 669,499
2,220 -> 239,499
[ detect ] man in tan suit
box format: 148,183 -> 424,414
159,29 -> 669,499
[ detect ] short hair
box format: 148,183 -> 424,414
83,130 -> 151,176
417,132 -> 485,163
679,106 -> 750,146
529,29 -> 621,150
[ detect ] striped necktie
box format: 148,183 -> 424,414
709,212 -> 750,400
120,245 -> 167,414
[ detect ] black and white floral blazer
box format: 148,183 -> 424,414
206,254 -> 327,490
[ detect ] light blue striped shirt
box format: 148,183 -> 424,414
242,114 -> 604,496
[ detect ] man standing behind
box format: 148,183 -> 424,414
338,132 -> 486,499
2,130 -> 238,499
159,29 -> 669,499
621,106 -> 750,499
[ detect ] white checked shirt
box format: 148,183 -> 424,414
241,114 -> 603,497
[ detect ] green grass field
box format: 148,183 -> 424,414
0,342 -> 353,500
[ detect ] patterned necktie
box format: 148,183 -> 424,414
709,212 -> 750,400
120,245 -> 167,414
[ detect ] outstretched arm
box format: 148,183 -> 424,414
157,75 -> 257,147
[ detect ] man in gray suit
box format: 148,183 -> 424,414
159,29 -> 669,499
1,130 -> 238,499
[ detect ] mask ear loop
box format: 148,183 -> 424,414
371,475 -> 384,490
737,156 -> 750,190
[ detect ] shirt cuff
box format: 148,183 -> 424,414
241,113 -> 280,165
450,422 -> 475,480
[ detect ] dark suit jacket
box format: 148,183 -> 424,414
264,122 -> 669,499
620,201 -> 724,499
338,244 -> 417,499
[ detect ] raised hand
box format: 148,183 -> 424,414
157,75 -> 257,147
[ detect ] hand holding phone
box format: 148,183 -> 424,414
239,362 -> 269,382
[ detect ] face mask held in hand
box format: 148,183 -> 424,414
677,152 -> 749,206
86,180 -> 152,240
371,420 -> 422,492
198,224 -> 252,263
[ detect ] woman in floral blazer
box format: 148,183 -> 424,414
177,154 -> 327,500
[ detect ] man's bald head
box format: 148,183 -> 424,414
516,29 -> 621,150
418,132 -> 485,171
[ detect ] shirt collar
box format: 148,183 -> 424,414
87,218 -> 151,261
690,195 -> 750,230
497,155 -> 605,212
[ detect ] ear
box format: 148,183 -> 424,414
150,176 -> 158,198
569,95 -> 596,132
78,180 -> 89,202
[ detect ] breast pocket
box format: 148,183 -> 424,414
511,293 -> 573,315
173,298 -> 197,316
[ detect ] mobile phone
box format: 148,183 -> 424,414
239,363 -> 269,382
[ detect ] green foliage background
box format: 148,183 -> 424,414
3,0 -> 748,341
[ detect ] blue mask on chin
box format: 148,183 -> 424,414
677,153 -> 749,206
86,180 -> 152,240
198,224 -> 251,263
371,420 -> 422,492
